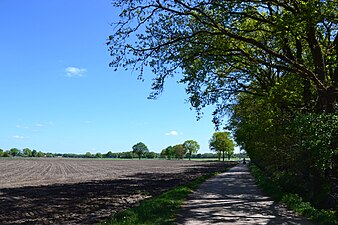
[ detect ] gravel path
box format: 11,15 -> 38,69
176,163 -> 315,225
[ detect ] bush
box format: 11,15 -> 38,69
251,164 -> 338,225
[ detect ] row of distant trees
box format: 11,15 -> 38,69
0,132 -> 236,160
0,147 -> 244,160
160,140 -> 200,160
124,141 -> 201,160
0,148 -> 51,158
0,148 -> 156,159
160,132 -> 236,161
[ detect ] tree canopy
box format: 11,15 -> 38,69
183,140 -> 200,160
209,132 -> 235,161
109,0 -> 338,210
108,0 -> 338,125
132,142 -> 149,160
172,144 -> 187,159
161,146 -> 175,160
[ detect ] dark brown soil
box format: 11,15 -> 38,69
0,158 -> 235,224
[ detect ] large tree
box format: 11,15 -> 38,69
229,88 -> 338,208
161,145 -> 175,159
9,148 -> 20,157
23,148 -> 32,157
209,132 -> 235,161
108,1 -> 338,208
132,142 -> 149,160
183,140 -> 200,160
173,144 -> 187,159
108,1 -> 338,124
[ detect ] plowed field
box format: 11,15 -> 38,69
0,158 -> 235,224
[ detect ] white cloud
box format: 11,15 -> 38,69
16,124 -> 30,129
12,135 -> 26,139
35,123 -> 44,127
165,130 -> 179,136
65,67 -> 87,77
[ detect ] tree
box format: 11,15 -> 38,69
95,152 -> 103,158
3,151 -> 10,157
120,151 -> 134,159
145,151 -> 158,159
45,152 -> 54,157
31,149 -> 37,157
23,148 -> 32,157
183,140 -> 200,160
209,132 -> 235,161
172,144 -> 186,160
108,1 -> 338,122
9,148 -> 20,157
108,1 -> 338,208
106,151 -> 114,158
85,152 -> 93,158
161,146 -> 175,160
132,142 -> 149,160
36,151 -> 45,157
229,89 -> 338,208
160,149 -> 166,159
0,149 -> 3,157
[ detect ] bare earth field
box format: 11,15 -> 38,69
0,158 -> 235,224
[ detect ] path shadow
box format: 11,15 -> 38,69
176,164 -> 315,225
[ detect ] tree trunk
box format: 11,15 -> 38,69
303,78 -> 312,111
316,87 -> 338,113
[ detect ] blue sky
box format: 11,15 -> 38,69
0,0 -> 228,154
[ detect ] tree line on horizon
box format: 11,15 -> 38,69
0,132 -> 237,160
0,148 -> 244,160
0,148 -> 243,160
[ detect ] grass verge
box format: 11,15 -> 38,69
102,168 -> 233,225
250,164 -> 337,225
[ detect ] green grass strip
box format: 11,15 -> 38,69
102,169 -> 231,225
250,164 -> 337,225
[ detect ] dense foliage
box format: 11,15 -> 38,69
229,91 -> 338,209
160,140 -> 199,160
0,148 -> 159,159
250,164 -> 338,225
0,148 -> 52,158
183,140 -> 200,160
132,142 -> 150,160
160,139 -> 237,160
209,132 -> 235,161
108,0 -> 338,211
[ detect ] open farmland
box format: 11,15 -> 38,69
0,158 -> 235,224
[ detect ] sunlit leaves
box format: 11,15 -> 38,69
108,1 -> 338,121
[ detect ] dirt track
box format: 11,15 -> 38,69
0,158 -> 234,224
